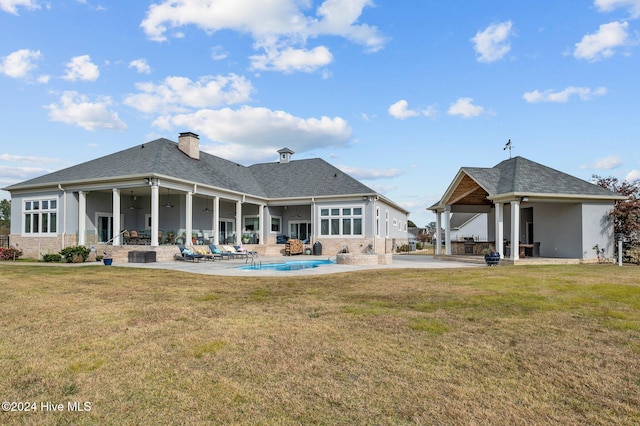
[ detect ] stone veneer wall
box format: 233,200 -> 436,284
336,253 -> 393,265
9,234 -> 77,260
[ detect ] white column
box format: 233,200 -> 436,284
185,192 -> 193,246
510,199 -> 520,260
150,183 -> 159,246
78,191 -> 86,246
435,211 -> 442,255
235,200 -> 242,245
112,188 -> 121,246
213,196 -> 220,245
494,202 -> 503,257
444,206 -> 452,255
258,204 -> 264,245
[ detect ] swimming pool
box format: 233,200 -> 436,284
238,259 -> 335,271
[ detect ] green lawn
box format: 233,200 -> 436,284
0,263 -> 639,425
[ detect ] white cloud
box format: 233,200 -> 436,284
595,0 -> 640,18
0,0 -> 39,14
0,165 -> 51,179
0,153 -> 62,164
388,100 -> 419,119
626,169 -> 640,181
447,97 -> 488,118
250,45 -> 333,73
0,48 -> 42,79
140,0 -> 384,74
211,45 -> 228,61
471,21 -> 514,63
309,0 -> 386,53
574,21 -> 629,61
388,100 -> 438,119
580,155 -> 623,169
337,165 -> 402,180
129,58 -> 151,74
151,105 -> 351,163
124,74 -> 254,114
63,55 -> 100,81
523,86 -> 607,103
45,91 -> 127,131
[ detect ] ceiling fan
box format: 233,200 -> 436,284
129,191 -> 142,210
289,206 -> 302,218
203,198 -> 213,212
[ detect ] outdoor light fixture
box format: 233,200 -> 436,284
164,188 -> 174,208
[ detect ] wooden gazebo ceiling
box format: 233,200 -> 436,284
445,175 -> 491,206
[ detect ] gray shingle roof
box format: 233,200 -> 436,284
429,156 -> 623,211
450,213 -> 481,229
463,156 -> 619,198
249,158 -> 374,198
4,138 -> 375,199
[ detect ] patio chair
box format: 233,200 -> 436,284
129,230 -> 139,245
234,245 -> 257,255
177,245 -> 204,262
122,230 -> 130,245
209,244 -> 233,260
196,245 -> 220,261
223,245 -> 248,260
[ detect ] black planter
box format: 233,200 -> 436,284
484,252 -> 500,266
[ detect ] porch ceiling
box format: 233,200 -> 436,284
445,175 -> 491,206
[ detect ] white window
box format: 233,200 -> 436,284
244,216 -> 259,232
271,217 -> 281,233
24,198 -> 58,234
320,206 -> 363,236
385,211 -> 389,237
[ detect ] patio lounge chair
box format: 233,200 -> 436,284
234,245 -> 257,255
177,245 -> 204,262
195,245 -> 221,261
223,245 -> 248,260
209,245 -> 233,260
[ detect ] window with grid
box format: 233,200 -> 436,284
320,207 -> 363,236
24,199 -> 58,234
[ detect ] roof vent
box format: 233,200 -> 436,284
178,132 -> 200,160
278,147 -> 294,164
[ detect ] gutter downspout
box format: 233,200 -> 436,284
311,197 -> 315,246
58,184 -> 67,250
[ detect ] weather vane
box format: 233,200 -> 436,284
503,139 -> 513,158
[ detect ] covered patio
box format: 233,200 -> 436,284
429,156 -> 625,263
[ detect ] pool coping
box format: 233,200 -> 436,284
115,254 -> 483,276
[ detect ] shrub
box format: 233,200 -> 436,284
396,244 -> 409,253
0,246 -> 23,261
42,253 -> 63,263
59,246 -> 91,263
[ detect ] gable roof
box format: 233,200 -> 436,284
429,156 -> 624,211
450,213 -> 483,229
4,138 -> 380,202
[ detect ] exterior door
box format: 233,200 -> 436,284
97,214 -> 113,243
290,222 -> 311,242
219,220 -> 234,244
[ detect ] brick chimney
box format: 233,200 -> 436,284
178,132 -> 200,160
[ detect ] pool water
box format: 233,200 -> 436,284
238,259 -> 335,271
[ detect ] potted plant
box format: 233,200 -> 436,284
102,252 -> 113,266
482,247 -> 500,266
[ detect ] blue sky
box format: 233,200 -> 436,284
1,0 -> 639,227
